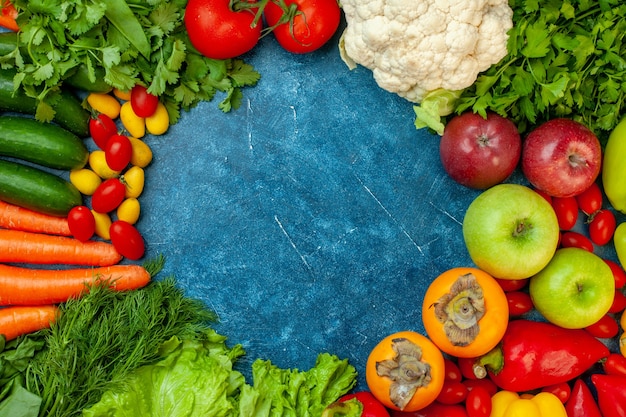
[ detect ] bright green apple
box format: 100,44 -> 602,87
462,183 -> 560,279
529,247 -> 615,329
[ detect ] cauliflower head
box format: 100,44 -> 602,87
340,0 -> 513,103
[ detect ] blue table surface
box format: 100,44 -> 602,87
132,26 -> 620,391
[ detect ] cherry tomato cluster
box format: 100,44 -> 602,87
68,86 -> 166,261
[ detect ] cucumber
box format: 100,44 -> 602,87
0,67 -> 91,138
0,116 -> 89,170
0,158 -> 82,217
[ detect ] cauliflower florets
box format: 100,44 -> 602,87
340,0 -> 513,103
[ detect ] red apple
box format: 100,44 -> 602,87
522,119 -> 602,198
439,112 -> 521,189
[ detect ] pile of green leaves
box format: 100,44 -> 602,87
417,0 -> 626,142
2,0 -> 260,124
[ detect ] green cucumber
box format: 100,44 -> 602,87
0,158 -> 82,217
0,116 -> 89,170
0,67 -> 90,137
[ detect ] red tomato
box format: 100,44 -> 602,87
263,0 -> 341,54
436,380 -> 468,405
91,178 -> 126,213
604,353 -> 626,378
505,291 -> 533,316
184,0 -> 261,59
457,357 -> 483,380
104,134 -> 133,171
605,259 -> 626,289
551,196 -> 578,230
494,278 -> 529,292
89,114 -> 118,150
588,209 -> 616,246
462,379 -> 498,397
542,381 -> 571,403
576,182 -> 603,215
584,313 -> 619,339
67,205 -> 95,242
608,289 -> 626,313
444,358 -> 463,382
560,231 -> 594,252
339,392 -> 390,417
130,85 -> 159,118
109,220 -> 145,260
465,385 -> 491,417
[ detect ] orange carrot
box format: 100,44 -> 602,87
0,0 -> 18,32
0,263 -> 151,305
0,229 -> 122,266
0,200 -> 72,236
0,305 -> 59,341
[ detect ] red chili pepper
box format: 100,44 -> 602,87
565,379 -> 602,417
473,319 -> 610,392
591,373 -> 626,417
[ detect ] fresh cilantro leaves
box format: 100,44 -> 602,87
453,0 -> 626,143
3,0 -> 260,124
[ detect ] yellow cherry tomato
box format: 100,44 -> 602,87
128,137 -> 153,168
621,309 -> 626,331
120,101 -> 146,138
113,88 -> 131,101
620,332 -> 626,357
123,166 -> 145,199
69,168 -> 102,196
88,150 -> 121,179
117,198 -> 141,224
91,209 -> 112,240
145,102 -> 169,135
86,93 -> 121,119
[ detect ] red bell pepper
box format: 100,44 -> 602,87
591,373 -> 626,417
471,320 -> 610,392
0,0 -> 18,32
564,379 -> 602,417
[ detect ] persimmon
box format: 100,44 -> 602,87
366,331 -> 445,412
421,267 -> 509,358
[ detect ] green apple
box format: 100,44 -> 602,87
462,183 -> 560,279
529,247 -> 615,329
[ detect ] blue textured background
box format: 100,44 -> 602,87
132,28 -> 619,390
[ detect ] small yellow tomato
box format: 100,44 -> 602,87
91,209 -> 112,240
122,165 -> 145,198
145,102 -> 169,135
120,101 -> 145,138
69,168 -> 102,195
113,88 -> 131,101
620,332 -> 626,357
86,93 -> 121,119
116,198 -> 141,224
621,309 -> 626,331
88,150 -> 121,179
128,137 -> 153,168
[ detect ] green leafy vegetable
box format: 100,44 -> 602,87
3,0 -> 260,124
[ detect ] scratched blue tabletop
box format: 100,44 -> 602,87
130,27 -> 618,390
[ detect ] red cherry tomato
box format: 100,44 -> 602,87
104,134 -> 133,171
457,357 -> 483,380
67,205 -> 95,242
130,85 -> 159,118
184,0 -> 262,59
576,182 -> 603,215
605,259 -> 626,289
263,0 -> 341,54
91,178 -> 126,213
551,196 -> 578,230
588,209 -> 616,246
560,231 -> 594,252
109,220 -> 145,260
444,358 -> 463,382
506,291 -> 533,316
462,378 -> 498,397
494,278 -> 529,292
542,381 -> 571,403
603,353 -> 626,378
436,380 -> 468,405
608,289 -> 626,313
465,385 -> 492,417
89,114 -> 118,150
584,313 -> 619,339
339,392 -> 390,417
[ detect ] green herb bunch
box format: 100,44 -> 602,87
1,0 -> 260,124
454,0 -> 626,142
